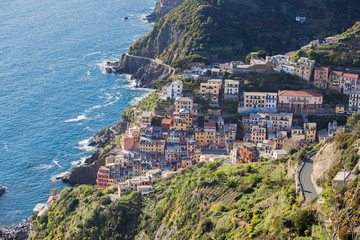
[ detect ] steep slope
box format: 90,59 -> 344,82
294,21 -> 360,67
111,0 -> 360,86
145,0 -> 185,23
31,159 -> 330,239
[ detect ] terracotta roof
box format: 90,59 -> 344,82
315,67 -> 329,71
329,71 -> 343,76
161,118 -> 173,125
46,196 -> 59,205
204,122 -> 216,129
342,73 -> 359,79
278,90 -> 323,97
266,141 -> 275,146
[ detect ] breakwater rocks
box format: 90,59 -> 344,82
145,0 -> 185,23
105,53 -> 174,88
0,219 -> 30,240
61,120 -> 128,185
0,185 -> 6,196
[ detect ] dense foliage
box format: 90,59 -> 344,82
30,187 -> 147,240
32,158 -> 342,239
129,0 -> 360,64
121,91 -> 159,123
294,22 -> 360,68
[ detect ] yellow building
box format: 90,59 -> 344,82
175,96 -> 194,113
335,104 -> 345,114
303,122 -> 317,143
140,137 -> 166,154
174,109 -> 192,132
208,79 -> 222,88
200,83 -> 220,103
238,92 -> 277,113
195,129 -> 205,146
294,57 -> 315,81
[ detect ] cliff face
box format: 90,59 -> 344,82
146,0 -> 185,23
312,142 -> 342,181
106,54 -> 175,88
109,0 -> 360,86
62,120 -> 128,185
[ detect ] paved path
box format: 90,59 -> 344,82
299,152 -> 318,201
125,53 -> 174,70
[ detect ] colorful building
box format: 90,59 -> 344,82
96,166 -> 110,188
314,67 -> 329,88
238,92 -> 277,114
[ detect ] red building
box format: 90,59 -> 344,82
161,118 -> 173,131
231,141 -> 259,164
122,135 -> 135,150
96,166 -> 110,188
314,67 -> 329,88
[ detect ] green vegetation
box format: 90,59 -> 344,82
170,54 -> 210,70
245,50 -> 267,63
128,0 -> 360,64
121,91 -> 159,123
294,22 -> 360,68
30,186 -> 147,240
306,115 -> 347,130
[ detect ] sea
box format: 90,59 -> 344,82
0,0 -> 155,226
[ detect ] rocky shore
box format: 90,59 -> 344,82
105,53 -> 175,88
61,120 -> 129,185
145,0 -> 185,23
0,185 -> 6,196
0,219 -> 31,240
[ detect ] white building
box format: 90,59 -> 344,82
349,90 -> 360,113
165,81 -> 183,100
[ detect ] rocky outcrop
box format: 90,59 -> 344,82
62,120 -> 129,185
0,185 -> 5,196
145,0 -> 185,23
0,219 -> 30,240
106,54 -> 175,88
312,142 -> 342,181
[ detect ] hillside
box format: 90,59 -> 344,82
31,157 -> 336,240
295,21 -> 360,67
129,0 -> 360,64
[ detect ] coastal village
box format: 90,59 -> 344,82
88,42 -> 360,199
31,37 -> 360,219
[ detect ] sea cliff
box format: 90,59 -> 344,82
61,120 -> 128,185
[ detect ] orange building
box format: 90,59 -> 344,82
314,67 -> 329,88
230,141 -> 259,164
161,118 -> 173,131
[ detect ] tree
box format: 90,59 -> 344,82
317,180 -> 360,240
50,188 -> 59,196
347,113 -> 360,130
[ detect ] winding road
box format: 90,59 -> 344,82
299,152 -> 318,201
125,53 -> 174,70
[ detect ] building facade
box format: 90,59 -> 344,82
165,81 -> 183,100
294,57 -> 315,81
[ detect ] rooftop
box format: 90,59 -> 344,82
278,90 -> 323,98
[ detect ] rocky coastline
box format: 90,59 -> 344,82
145,0 -> 185,23
0,219 -> 31,240
105,53 -> 175,88
60,119 -> 129,185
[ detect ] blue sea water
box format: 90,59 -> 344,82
0,0 -> 155,226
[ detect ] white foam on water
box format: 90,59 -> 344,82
51,172 -> 69,182
85,51 -> 101,57
77,139 -> 95,152
64,114 -> 87,123
34,164 -> 54,170
52,159 -> 62,168
71,156 -> 90,166
87,71 -> 91,76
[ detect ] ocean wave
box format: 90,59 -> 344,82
64,114 -> 87,123
87,70 -> 91,76
33,164 -> 54,170
51,172 -> 69,182
52,159 -> 62,168
85,51 -> 101,57
71,156 -> 90,166
77,139 -> 95,152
